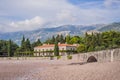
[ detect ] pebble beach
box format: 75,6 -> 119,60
0,59 -> 120,80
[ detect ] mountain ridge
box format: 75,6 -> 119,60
0,22 -> 119,44
99,22 -> 120,31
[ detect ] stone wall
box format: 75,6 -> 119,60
0,48 -> 120,62
0,57 -> 52,60
71,48 -> 120,62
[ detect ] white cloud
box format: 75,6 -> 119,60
104,0 -> 120,8
57,10 -> 73,21
4,16 -> 45,32
56,10 -> 76,24
10,16 -> 44,28
0,0 -> 120,32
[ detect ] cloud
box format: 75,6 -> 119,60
0,0 -> 120,32
0,16 -> 45,32
104,0 -> 120,8
10,16 -> 44,28
56,10 -> 76,24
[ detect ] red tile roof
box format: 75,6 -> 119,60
34,44 -> 76,48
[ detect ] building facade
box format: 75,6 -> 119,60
34,43 -> 77,56
85,30 -> 101,35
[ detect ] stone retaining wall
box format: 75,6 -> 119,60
0,48 -> 120,62
71,48 -> 120,62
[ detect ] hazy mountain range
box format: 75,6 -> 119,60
0,22 -> 120,45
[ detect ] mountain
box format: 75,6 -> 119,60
0,24 -> 104,44
99,22 -> 120,32
1,22 -> 120,45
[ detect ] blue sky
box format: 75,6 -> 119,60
68,0 -> 103,4
0,0 -> 120,32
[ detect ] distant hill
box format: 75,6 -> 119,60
0,22 -> 120,45
0,24 -> 104,44
99,22 -> 120,32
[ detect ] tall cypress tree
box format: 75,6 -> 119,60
51,36 -> 55,44
85,32 -> 89,52
54,40 -> 59,56
21,35 -> 25,46
66,34 -> 71,44
8,39 -> 12,57
26,38 -> 31,51
56,35 -> 60,42
37,39 -> 42,45
60,34 -> 64,43
21,35 -> 26,51
31,39 -> 42,49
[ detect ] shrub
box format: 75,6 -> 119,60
57,56 -> 61,60
67,55 -> 72,60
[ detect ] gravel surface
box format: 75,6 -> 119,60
0,60 -> 120,80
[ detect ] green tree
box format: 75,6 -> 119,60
96,33 -> 102,46
21,35 -> 26,51
88,46 -> 94,52
66,34 -> 71,44
54,40 -> 59,56
77,44 -> 85,53
37,39 -> 42,45
8,39 -> 12,57
51,36 -> 55,44
0,40 -> 7,53
69,36 -> 82,44
91,33 -> 96,51
56,35 -> 60,42
59,34 -> 65,43
0,40 -> 18,56
21,35 -> 25,46
84,32 -> 92,52
26,38 -> 31,51
44,38 -> 52,44
32,39 -> 42,48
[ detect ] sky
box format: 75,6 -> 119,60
0,0 -> 120,32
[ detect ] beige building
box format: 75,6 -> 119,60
34,43 -> 77,56
86,30 -> 101,35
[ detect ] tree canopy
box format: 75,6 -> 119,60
1,30 -> 120,57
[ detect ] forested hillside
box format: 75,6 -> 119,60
99,22 -> 120,32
